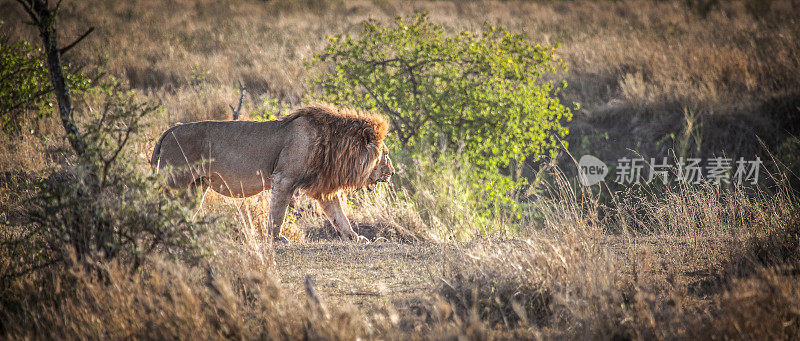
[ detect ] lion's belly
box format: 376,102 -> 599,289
200,148 -> 275,198
206,166 -> 273,198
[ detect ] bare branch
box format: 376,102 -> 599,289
229,85 -> 246,120
14,0 -> 40,24
28,0 -> 87,155
59,27 -> 94,55
305,276 -> 330,320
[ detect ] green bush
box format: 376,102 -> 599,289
309,12 -> 573,211
251,96 -> 291,121
0,33 -> 51,134
0,30 -> 88,135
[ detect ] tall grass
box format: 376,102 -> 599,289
438,168 -> 799,338
2,163 -> 797,338
0,247 -> 373,339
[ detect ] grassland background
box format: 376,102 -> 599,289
2,0 -> 799,171
1,0 -> 799,339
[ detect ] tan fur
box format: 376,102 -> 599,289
150,104 -> 393,241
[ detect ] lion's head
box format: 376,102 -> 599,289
365,143 -> 394,191
287,105 -> 391,200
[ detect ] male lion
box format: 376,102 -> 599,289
150,105 -> 394,242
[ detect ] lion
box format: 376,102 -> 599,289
149,105 -> 394,242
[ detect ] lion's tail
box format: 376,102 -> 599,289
150,125 -> 179,173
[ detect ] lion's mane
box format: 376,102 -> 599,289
285,105 -> 389,200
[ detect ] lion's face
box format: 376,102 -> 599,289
366,144 -> 394,190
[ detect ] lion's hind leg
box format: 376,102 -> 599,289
161,167 -> 210,208
165,167 -> 202,191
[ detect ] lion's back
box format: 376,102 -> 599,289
155,120 -> 291,173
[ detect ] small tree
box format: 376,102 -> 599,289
309,12 -> 573,208
20,79 -> 210,271
14,0 -> 94,155
1,1 -> 209,277
1,76 -> 212,281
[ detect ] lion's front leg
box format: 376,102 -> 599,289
319,196 -> 366,243
267,176 -> 294,243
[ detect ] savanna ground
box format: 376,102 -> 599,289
1,0 -> 800,339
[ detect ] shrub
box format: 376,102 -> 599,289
251,96 -> 291,121
1,78 -> 210,281
309,11 -> 574,210
390,153 -> 515,240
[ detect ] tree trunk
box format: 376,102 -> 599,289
33,1 -> 85,156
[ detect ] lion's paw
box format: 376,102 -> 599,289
340,232 -> 370,244
273,234 -> 290,244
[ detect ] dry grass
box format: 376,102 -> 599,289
437,170 -> 799,338
2,0 -> 800,339
3,163 -> 797,338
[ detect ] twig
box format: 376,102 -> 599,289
13,0 -> 39,24
59,27 -> 94,55
229,85 -> 246,120
304,275 -> 330,319
343,291 -> 382,296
